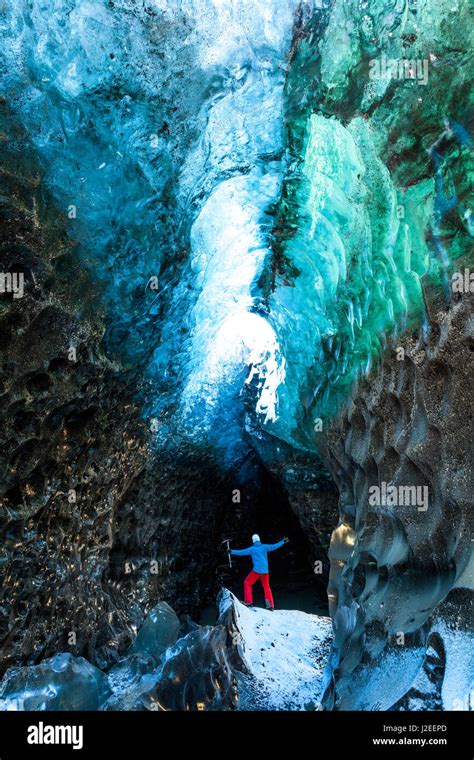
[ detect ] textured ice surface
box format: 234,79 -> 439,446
0,0 -> 300,453
0,606 -> 236,712
1,0 -> 472,713
261,0 -> 473,449
180,173 -> 286,426
141,625 -> 237,711
0,653 -> 111,711
105,622 -> 237,711
3,0 -> 469,450
127,601 -> 180,661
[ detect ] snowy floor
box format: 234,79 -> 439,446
221,591 -> 333,710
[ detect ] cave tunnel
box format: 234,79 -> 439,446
202,449 -> 332,623
0,0 -> 472,719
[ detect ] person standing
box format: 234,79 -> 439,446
230,534 -> 289,610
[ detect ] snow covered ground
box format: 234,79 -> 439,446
433,621 -> 474,711
220,591 -> 333,710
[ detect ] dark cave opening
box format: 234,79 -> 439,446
105,436 -> 332,637
200,450 -> 330,623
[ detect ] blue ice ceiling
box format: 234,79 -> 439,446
2,0 -> 471,461
1,0 -> 300,455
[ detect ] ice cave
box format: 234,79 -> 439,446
0,0 -> 472,718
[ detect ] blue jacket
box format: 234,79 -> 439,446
230,540 -> 285,574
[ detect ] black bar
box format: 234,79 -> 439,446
0,710 -> 470,757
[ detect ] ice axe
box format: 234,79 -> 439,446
221,538 -> 232,568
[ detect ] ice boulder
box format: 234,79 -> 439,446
128,601 -> 180,662
0,653 -> 111,711
142,626 -> 237,711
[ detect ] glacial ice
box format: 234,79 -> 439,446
0,603 -> 236,712
1,0 -> 299,446
127,601 -> 180,661
3,0 -> 467,451
0,0 -> 472,714
0,653 -> 111,711
1,1 -> 470,422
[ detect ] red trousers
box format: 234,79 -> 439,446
244,571 -> 274,607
